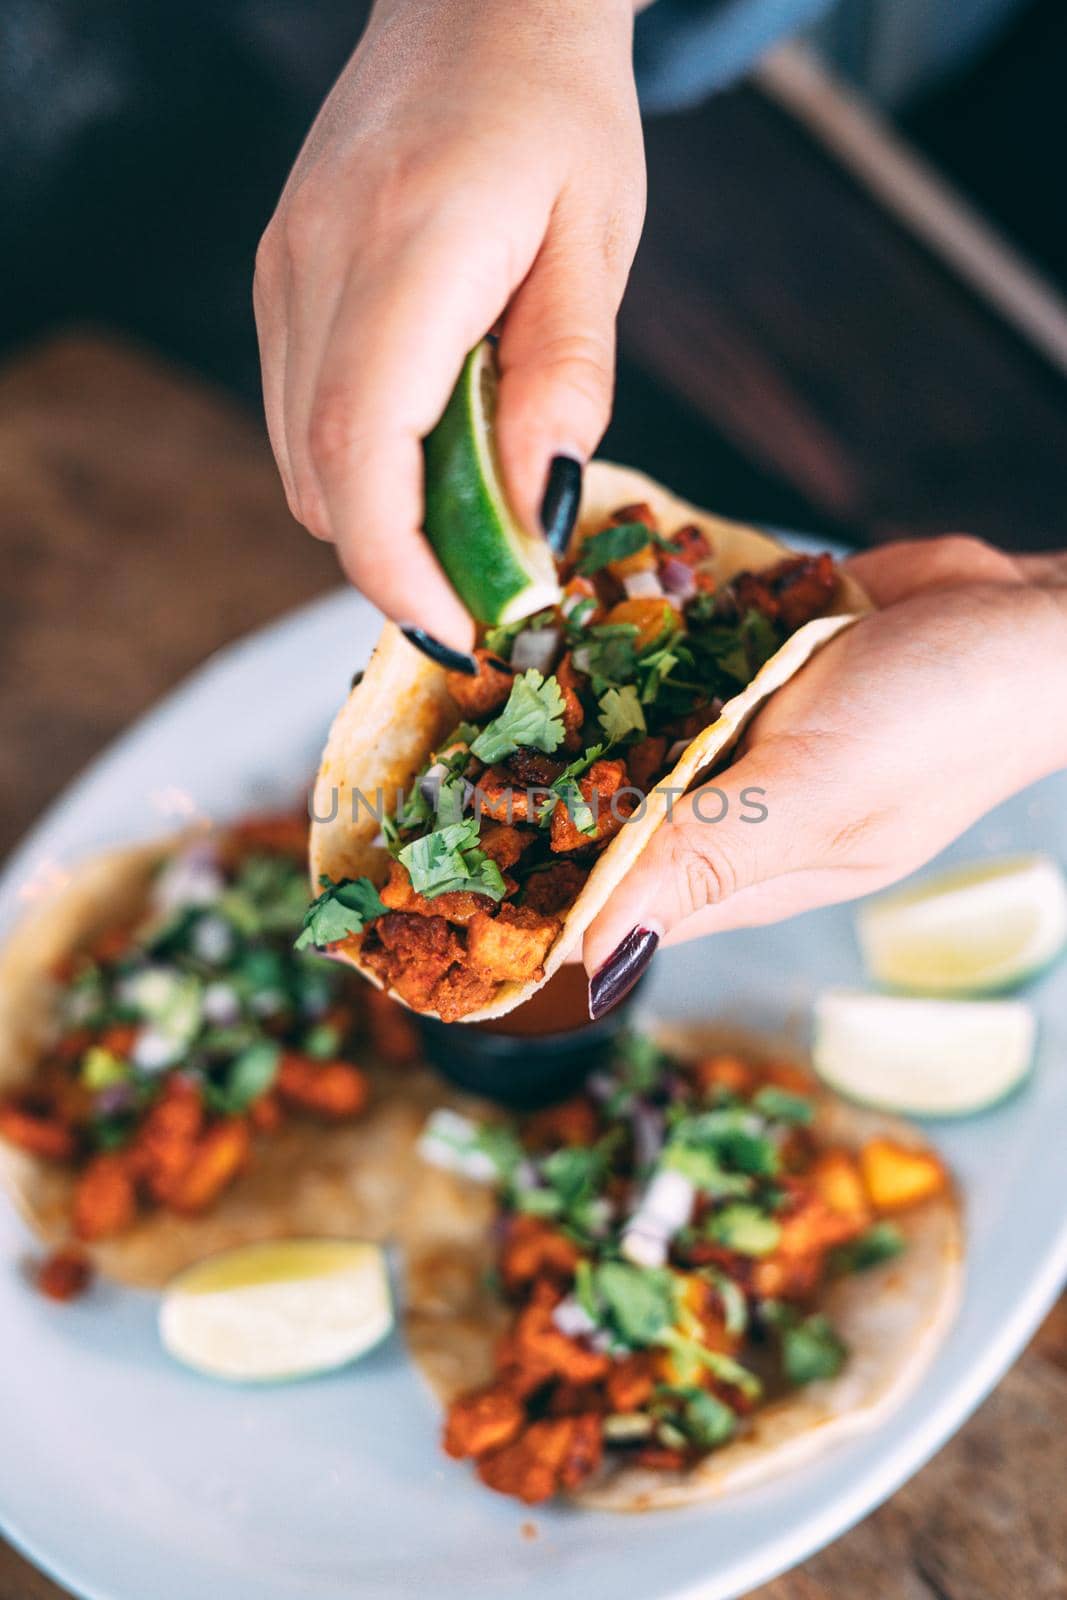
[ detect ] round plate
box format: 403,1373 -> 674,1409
2,582 -> 1066,1600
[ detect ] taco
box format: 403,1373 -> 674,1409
306,463 -> 871,1022
405,1023 -> 962,1509
0,816 -> 433,1290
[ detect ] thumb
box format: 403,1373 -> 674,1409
494,212 -> 636,540
583,750 -> 810,1014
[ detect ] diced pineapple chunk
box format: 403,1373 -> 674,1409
860,1138 -> 947,1212
809,1149 -> 871,1223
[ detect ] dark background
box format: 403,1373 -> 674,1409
2,0 -> 1065,542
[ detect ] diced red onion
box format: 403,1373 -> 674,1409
202,980 -> 240,1025
510,625 -> 562,675
551,1296 -> 599,1338
620,1168 -> 696,1267
622,570 -> 664,601
95,1083 -> 136,1117
418,762 -> 449,808
659,557 -> 696,600
571,646 -> 593,675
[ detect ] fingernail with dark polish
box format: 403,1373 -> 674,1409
400,626 -> 478,675
540,455 -> 583,557
588,926 -> 660,1020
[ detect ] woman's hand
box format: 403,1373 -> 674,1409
254,0 -> 645,650
585,536 -> 1067,1011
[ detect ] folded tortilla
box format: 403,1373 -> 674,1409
403,1022 -> 964,1512
0,839 -> 450,1286
309,461 -> 871,1022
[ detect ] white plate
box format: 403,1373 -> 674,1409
2,584 -> 1066,1600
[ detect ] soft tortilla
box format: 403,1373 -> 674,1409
310,461 -> 871,1021
403,1022 -> 964,1512
0,839 -> 454,1287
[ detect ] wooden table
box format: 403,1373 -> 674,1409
1,331 -> 1065,1599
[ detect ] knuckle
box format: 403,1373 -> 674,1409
929,534 -> 1021,584
663,817 -> 737,919
307,389 -> 363,477
537,332 -> 614,426
280,187 -> 329,267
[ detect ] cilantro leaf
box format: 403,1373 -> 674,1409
212,1040 -> 280,1112
829,1222 -> 906,1275
777,1311 -> 848,1385
588,1260 -> 679,1347
553,777 -> 597,837
598,684 -> 646,744
573,624 -> 639,695
397,819 -> 507,901
469,670 -> 565,764
752,1085 -> 815,1126
703,1203 -> 781,1256
577,521 -> 651,575
656,1385 -> 738,1450
294,875 -> 387,951
662,1144 -> 752,1197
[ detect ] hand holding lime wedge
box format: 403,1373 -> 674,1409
423,340 -> 562,626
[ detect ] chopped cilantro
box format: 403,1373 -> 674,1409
703,1203 -> 781,1256
586,1260 -> 679,1347
576,521 -> 651,575
483,609 -> 556,659
294,875 -> 387,951
662,1144 -> 752,1198
397,818 -> 506,901
752,1085 -> 815,1125
551,777 -> 597,838
573,624 -> 639,694
829,1222 -> 906,1275
211,1040 -> 280,1112
302,1021 -> 342,1060
657,1385 -> 737,1450
771,1308 -> 848,1385
469,670 -> 565,764
598,684 -> 646,744
473,1122 -> 527,1182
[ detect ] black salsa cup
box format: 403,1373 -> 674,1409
415,965 -> 645,1110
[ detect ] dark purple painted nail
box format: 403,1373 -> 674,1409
588,926 -> 660,1020
540,455 -> 583,556
400,626 -> 478,675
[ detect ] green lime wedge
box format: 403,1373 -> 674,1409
812,989 -> 1036,1117
423,340 -> 562,626
856,854 -> 1067,996
159,1239 -> 393,1382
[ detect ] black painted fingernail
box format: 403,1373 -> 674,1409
540,455 -> 583,557
588,926 -> 659,1020
400,626 -> 478,675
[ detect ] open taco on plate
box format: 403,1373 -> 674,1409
0,816 -> 433,1291
405,1022 -> 962,1510
306,463 -> 871,1022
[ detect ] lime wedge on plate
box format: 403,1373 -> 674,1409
160,1239 -> 392,1382
857,854 -> 1067,995
423,339 -> 562,625
812,989 -> 1036,1117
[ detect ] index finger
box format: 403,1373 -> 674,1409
306,228 -> 534,649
